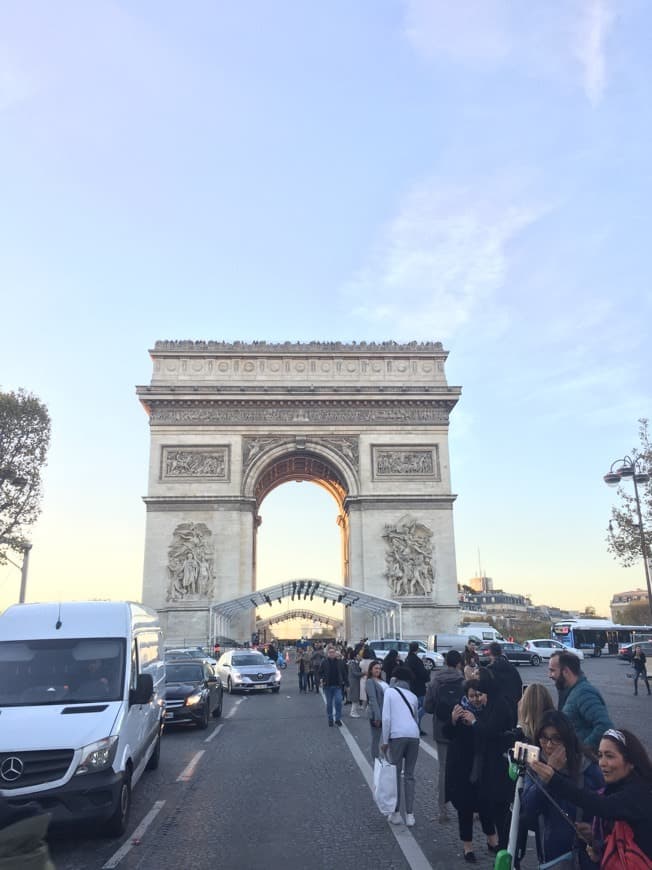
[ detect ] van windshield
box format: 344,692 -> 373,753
0,638 -> 126,706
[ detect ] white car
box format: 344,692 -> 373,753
523,639 -> 585,661
367,639 -> 444,671
215,649 -> 282,693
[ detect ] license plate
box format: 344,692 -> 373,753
255,684 -> 266,689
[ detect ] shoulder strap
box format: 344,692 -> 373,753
393,687 -> 417,721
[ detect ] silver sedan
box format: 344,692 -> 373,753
215,650 -> 282,694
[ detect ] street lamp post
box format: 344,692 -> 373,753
604,455 -> 652,617
18,542 -> 32,604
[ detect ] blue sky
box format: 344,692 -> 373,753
1,0 -> 650,617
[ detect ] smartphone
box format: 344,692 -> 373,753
513,741 -> 540,764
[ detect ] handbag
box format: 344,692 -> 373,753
373,755 -> 397,815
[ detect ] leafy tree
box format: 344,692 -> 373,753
607,418 -> 652,568
614,601 -> 651,626
0,389 -> 51,563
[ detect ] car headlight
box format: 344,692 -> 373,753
231,669 -> 242,681
185,692 -> 203,706
274,671 -> 281,682
75,736 -> 119,776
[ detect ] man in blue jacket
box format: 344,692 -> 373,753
548,651 -> 613,749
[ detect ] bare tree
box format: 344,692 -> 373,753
0,389 -> 51,563
607,419 -> 652,567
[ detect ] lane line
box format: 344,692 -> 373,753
225,698 -> 243,719
176,750 -> 205,782
321,691 -> 433,870
101,800 -> 166,869
204,723 -> 224,744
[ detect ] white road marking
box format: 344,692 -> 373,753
225,698 -> 243,719
204,723 -> 224,744
321,693 -> 433,870
418,739 -> 439,763
101,800 -> 166,869
176,750 -> 205,782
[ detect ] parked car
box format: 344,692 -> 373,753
618,640 -> 652,662
523,639 -> 585,661
164,660 -> 223,728
478,641 -> 541,667
367,639 -> 444,671
215,650 -> 281,693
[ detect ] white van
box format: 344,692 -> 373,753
428,625 -> 505,652
0,601 -> 164,836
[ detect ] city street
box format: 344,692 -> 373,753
47,656 -> 650,870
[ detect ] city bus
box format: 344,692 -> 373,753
551,619 -> 652,656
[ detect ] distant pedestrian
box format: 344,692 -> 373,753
359,645 -> 375,712
548,651 -> 613,749
382,649 -> 400,684
486,641 -> 522,725
424,648 -> 464,822
461,640 -> 480,680
295,649 -> 309,693
319,645 -> 348,726
310,645 -> 325,694
366,660 -> 387,761
405,642 -> 429,735
347,650 -> 362,717
632,646 -> 651,696
381,665 -> 420,827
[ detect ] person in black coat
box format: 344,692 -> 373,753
382,649 -> 400,684
632,646 -> 651,696
406,642 -> 429,736
443,669 -> 514,862
486,642 -> 521,725
531,727 -> 652,864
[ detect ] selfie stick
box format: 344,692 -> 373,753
493,760 -> 526,870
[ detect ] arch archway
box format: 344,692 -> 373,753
138,341 -> 461,646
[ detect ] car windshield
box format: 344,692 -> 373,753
232,654 -> 268,666
166,664 -> 204,683
0,638 -> 125,706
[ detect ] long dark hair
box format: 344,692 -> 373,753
535,710 -> 587,779
601,729 -> 652,784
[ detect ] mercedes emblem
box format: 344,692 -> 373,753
0,756 -> 24,782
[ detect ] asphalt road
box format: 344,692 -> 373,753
46,656 -> 650,870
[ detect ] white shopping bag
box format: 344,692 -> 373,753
373,756 -> 397,815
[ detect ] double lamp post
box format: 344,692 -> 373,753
603,455 -> 652,618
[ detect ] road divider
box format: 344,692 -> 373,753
204,724 -> 224,744
176,750 -> 206,782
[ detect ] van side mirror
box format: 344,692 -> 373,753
130,673 -> 153,706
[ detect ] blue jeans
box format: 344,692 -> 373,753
324,686 -> 343,722
417,695 -> 425,728
298,671 -> 308,692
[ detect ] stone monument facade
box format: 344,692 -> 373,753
137,341 -> 461,643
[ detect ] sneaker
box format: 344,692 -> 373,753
406,814 -> 415,827
388,812 -> 402,825
350,709 -> 360,718
335,719 -> 343,726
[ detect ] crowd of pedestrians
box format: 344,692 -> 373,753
301,638 -> 652,868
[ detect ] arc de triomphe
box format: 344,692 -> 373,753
137,341 -> 461,643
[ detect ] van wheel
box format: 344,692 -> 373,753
227,678 -> 233,694
145,730 -> 161,771
530,655 -> 541,667
105,771 -> 131,837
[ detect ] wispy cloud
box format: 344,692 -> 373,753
402,0 -> 618,106
574,0 -> 616,105
343,176 -> 549,340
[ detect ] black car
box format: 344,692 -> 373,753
164,659 -> 223,729
478,642 -> 541,667
618,640 -> 652,662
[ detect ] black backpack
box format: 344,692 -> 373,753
435,680 -> 463,722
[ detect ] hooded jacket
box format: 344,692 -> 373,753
424,666 -> 464,741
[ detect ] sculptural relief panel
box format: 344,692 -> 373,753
166,522 -> 215,601
372,445 -> 440,480
382,515 -> 435,598
161,446 -> 230,480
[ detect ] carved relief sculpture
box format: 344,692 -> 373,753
162,447 -> 229,479
382,515 -> 434,597
166,522 -> 215,601
373,446 -> 439,479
